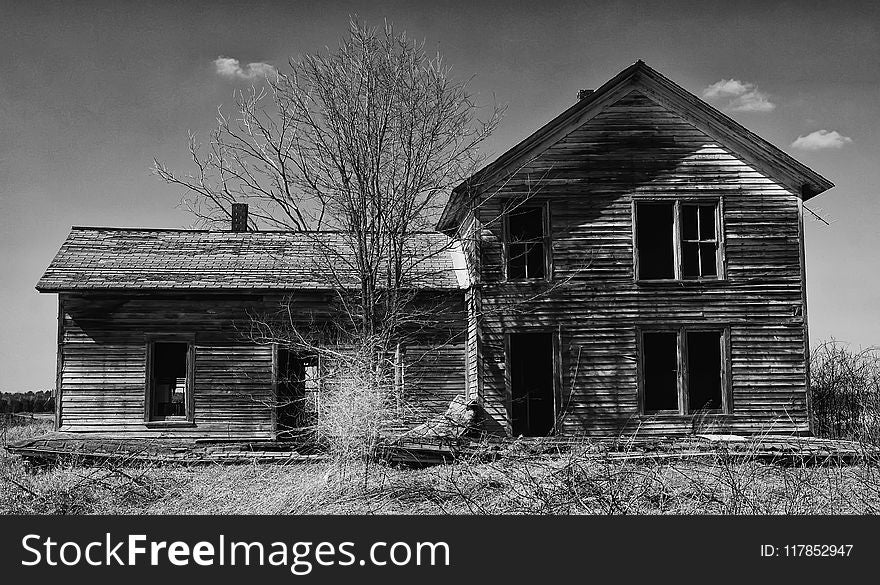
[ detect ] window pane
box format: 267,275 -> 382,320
508,207 -> 544,241
682,205 -> 699,240
643,332 -> 679,412
700,243 -> 718,276
686,332 -> 722,411
526,243 -> 545,279
635,203 -> 675,279
699,205 -> 716,240
682,241 -> 700,278
507,243 -> 527,279
152,342 -> 188,418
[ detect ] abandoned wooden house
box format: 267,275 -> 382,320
36,60 -> 834,441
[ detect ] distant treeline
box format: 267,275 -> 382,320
1,391 -> 55,414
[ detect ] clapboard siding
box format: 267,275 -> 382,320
403,343 -> 467,424
57,292 -> 467,438
468,89 -> 810,437
58,295 -> 276,437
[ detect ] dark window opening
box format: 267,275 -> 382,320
506,206 -> 546,280
641,329 -> 726,415
635,203 -> 675,280
686,331 -> 723,411
277,349 -> 320,440
635,200 -> 720,281
150,342 -> 189,420
642,332 -> 679,412
509,333 -> 555,436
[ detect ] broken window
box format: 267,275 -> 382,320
635,203 -> 675,280
148,341 -> 190,420
686,331 -> 723,411
642,332 -> 679,411
635,200 -> 721,280
505,205 -> 547,280
641,329 -> 726,414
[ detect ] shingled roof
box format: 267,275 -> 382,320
36,228 -> 466,292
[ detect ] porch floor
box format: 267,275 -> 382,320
6,431 -> 878,467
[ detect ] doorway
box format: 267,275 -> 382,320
508,332 -> 555,436
276,348 -> 320,441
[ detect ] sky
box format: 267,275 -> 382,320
1,0 -> 878,391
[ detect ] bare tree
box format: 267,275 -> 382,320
154,18 -> 503,462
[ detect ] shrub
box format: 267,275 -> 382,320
810,341 -> 880,444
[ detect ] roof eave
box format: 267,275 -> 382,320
436,60 -> 836,231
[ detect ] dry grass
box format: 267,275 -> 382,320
4,418 -> 880,515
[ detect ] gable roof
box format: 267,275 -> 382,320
437,60 -> 835,233
36,228 -> 465,293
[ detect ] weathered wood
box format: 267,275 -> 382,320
461,90 -> 815,437
55,293 -> 467,439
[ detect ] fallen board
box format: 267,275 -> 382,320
5,432 -> 878,467
380,434 -> 880,466
4,433 -> 326,465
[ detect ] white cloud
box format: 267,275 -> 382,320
790,129 -> 853,151
214,56 -> 276,80
702,78 -> 776,112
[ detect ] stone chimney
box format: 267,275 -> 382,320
231,203 -> 248,232
577,89 -> 594,101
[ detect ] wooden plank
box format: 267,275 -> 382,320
466,91 -> 810,437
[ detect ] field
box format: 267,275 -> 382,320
4,415 -> 880,515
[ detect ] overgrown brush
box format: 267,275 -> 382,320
811,340 -> 880,444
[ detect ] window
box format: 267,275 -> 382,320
146,341 -> 193,422
504,204 -> 549,280
640,328 -> 728,414
634,200 -> 721,281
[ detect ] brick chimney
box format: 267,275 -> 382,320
231,203 -> 248,232
577,89 -> 594,101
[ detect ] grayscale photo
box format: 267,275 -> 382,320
2,0 -> 878,521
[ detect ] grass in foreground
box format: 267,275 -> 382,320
3,418 -> 880,515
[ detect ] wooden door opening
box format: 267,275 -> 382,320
276,348 -> 320,441
509,332 -> 555,436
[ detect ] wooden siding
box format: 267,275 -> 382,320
468,89 -> 810,437
58,295 -> 276,438
403,342 -> 467,424
56,292 -> 467,438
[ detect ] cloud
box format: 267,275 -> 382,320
214,56 -> 276,80
702,78 -> 776,112
790,129 -> 853,151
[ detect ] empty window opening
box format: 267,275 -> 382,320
635,203 -> 675,280
277,349 -> 320,440
681,204 -> 718,279
641,329 -> 726,414
509,332 -> 555,436
506,205 -> 546,280
635,200 -> 720,281
150,342 -> 189,420
686,331 -> 723,411
642,332 -> 679,412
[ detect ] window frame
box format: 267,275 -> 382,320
636,325 -> 732,416
144,334 -> 195,426
632,197 -> 725,283
502,200 -> 552,282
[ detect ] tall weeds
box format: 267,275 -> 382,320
810,341 -> 880,444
